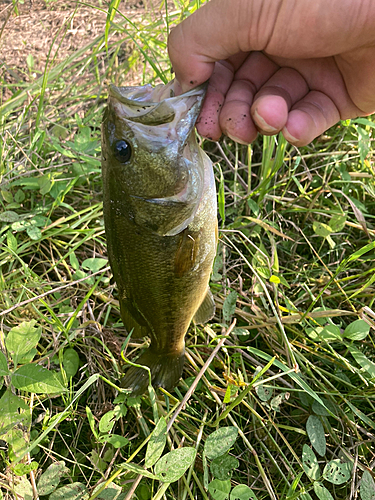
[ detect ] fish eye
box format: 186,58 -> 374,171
114,140 -> 132,163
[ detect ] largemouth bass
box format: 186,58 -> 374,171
101,81 -> 217,395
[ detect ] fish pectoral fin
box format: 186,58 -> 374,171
174,229 -> 200,277
121,347 -> 185,396
193,288 -> 216,324
120,298 -> 150,338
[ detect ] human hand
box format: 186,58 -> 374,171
168,0 -> 375,146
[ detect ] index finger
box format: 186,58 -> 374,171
168,0 -> 249,91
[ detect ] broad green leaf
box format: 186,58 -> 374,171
145,416 -> 167,468
38,175 -> 52,195
26,54 -> 34,70
33,215 -> 50,227
313,482 -> 334,500
12,461 -> 38,476
313,221 -> 333,238
91,482 -> 122,500
353,117 -> 375,128
306,325 -> 341,342
37,461 -> 69,496
207,479 -> 231,500
211,453 -> 239,481
222,291 -> 238,323
120,462 -> 158,480
6,231 -> 18,252
255,265 -> 271,279
247,199 -> 260,217
89,450 -> 107,472
0,211 -> 19,223
26,225 -> 42,240
348,346 -> 375,378
302,445 -> 321,480
230,484 -> 258,500
14,189 -> 25,203
1,190 -> 13,203
329,214 -> 346,232
0,351 -> 9,376
306,415 -> 326,457
204,427 -> 238,460
154,447 -> 196,483
63,348 -> 80,379
5,320 -> 41,362
11,178 -> 39,190
212,253 -> 223,282
7,427 -> 29,460
99,409 -> 119,433
49,482 -> 88,500
13,476 -> 33,500
12,220 -> 33,232
343,319 -> 370,341
323,459 -> 351,485
125,396 -> 141,408
70,252 -> 80,271
255,383 -> 273,402
360,470 -> 375,500
82,258 -> 108,272
100,435 -> 129,449
12,364 -> 66,394
18,348 -> 37,364
0,389 -> 29,436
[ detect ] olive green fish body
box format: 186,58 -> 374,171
102,82 -> 217,395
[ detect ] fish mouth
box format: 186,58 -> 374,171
108,80 -> 207,130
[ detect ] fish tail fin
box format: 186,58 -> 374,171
121,347 -> 185,396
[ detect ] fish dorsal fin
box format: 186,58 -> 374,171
193,288 -> 215,324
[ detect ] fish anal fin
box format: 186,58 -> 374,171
193,288 -> 215,324
174,229 -> 200,277
121,347 -> 185,396
120,297 -> 149,338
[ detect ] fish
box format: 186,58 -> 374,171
101,80 -> 218,395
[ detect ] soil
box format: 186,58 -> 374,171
0,0 -> 150,87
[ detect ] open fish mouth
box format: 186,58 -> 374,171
108,80 -> 207,131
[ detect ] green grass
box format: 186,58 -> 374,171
1,1 -> 375,499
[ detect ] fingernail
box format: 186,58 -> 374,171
253,108 -> 278,133
282,127 -> 299,144
226,133 -> 250,145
